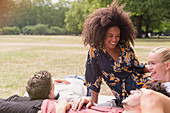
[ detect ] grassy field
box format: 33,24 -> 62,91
0,35 -> 170,98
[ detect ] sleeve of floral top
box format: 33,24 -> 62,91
128,44 -> 145,73
84,47 -> 102,93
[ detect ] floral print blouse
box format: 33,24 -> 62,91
84,43 -> 150,105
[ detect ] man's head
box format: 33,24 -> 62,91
26,70 -> 52,100
122,89 -> 142,113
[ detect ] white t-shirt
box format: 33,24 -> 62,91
163,82 -> 170,93
54,78 -> 87,101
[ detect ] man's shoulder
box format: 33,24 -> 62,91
6,95 -> 30,102
0,95 -> 43,113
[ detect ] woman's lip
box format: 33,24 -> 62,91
148,74 -> 152,77
110,41 -> 116,44
149,73 -> 155,77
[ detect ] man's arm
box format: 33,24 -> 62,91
53,79 -> 70,85
140,89 -> 170,113
142,65 -> 150,73
55,100 -> 71,113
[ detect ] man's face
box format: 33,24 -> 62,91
51,79 -> 55,94
122,90 -> 141,107
48,79 -> 55,99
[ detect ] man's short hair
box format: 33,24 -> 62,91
26,70 -> 52,100
145,81 -> 170,97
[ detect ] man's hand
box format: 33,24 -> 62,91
55,99 -> 71,113
54,79 -> 71,85
71,97 -> 94,111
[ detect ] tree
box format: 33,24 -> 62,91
120,0 -> 170,38
65,0 -> 113,34
0,0 -> 17,28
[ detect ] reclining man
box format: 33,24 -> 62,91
0,70 -> 87,113
25,70 -> 87,101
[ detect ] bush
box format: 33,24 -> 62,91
49,26 -> 65,35
22,25 -> 34,35
164,29 -> 170,36
2,26 -> 21,35
33,24 -> 48,35
0,28 -> 2,35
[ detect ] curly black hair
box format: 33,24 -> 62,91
82,0 -> 135,48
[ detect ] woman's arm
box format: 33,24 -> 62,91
91,90 -> 99,103
71,97 -> 94,111
70,90 -> 98,111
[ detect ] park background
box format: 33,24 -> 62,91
0,0 -> 170,98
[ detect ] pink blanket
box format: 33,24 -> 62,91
41,99 -> 124,113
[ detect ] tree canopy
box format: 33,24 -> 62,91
0,0 -> 169,36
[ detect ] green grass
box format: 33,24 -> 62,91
0,35 -> 170,98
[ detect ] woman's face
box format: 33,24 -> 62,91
104,26 -> 120,51
148,53 -> 167,81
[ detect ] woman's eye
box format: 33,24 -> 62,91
151,62 -> 156,65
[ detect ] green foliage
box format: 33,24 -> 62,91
22,25 -> 35,35
64,0 -> 109,34
33,24 -> 48,35
65,1 -> 83,34
47,26 -> 65,35
120,0 -> 170,37
0,0 -> 169,35
0,0 -> 70,34
2,26 -> 21,35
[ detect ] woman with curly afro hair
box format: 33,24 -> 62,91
83,0 -> 150,106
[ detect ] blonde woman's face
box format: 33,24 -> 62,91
148,53 -> 167,82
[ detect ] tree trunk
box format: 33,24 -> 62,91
145,15 -> 150,38
135,15 -> 143,38
145,22 -> 149,38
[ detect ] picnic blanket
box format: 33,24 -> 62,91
41,99 -> 123,113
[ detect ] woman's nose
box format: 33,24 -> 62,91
111,37 -> 116,41
148,65 -> 152,70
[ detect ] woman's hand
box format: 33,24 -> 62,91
71,97 -> 94,111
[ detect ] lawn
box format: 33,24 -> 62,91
0,35 -> 170,98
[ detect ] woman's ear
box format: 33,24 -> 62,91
165,62 -> 170,70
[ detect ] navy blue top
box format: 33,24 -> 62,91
84,43 -> 150,104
